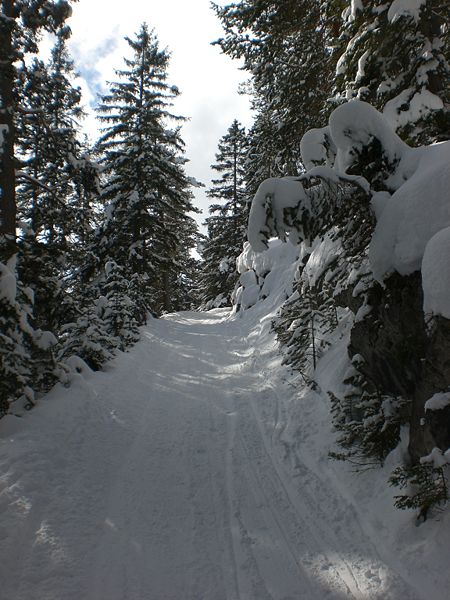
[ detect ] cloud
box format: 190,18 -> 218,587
70,31 -> 120,106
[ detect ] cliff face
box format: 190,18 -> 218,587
348,272 -> 450,464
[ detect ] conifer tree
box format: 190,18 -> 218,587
200,120 -> 249,306
101,261 -> 139,351
0,254 -> 57,415
58,296 -> 115,371
245,109 -> 286,194
96,24 -> 198,316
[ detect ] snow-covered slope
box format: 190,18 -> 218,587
1,303 -> 449,599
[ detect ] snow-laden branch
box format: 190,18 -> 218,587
246,99 -> 450,319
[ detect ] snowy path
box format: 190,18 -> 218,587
0,310 -> 432,599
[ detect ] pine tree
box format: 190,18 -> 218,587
96,24 -> 198,316
0,254 -> 57,415
199,120 -> 249,306
0,1 -> 76,409
332,0 -> 449,144
244,108 -> 287,194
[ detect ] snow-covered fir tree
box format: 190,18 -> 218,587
0,254 -> 57,415
96,24 -> 199,316
199,120 -> 248,307
58,295 -> 115,371
100,261 -> 139,351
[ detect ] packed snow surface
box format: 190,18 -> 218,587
1,304 -> 449,599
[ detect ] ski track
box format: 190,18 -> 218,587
0,310 -> 427,599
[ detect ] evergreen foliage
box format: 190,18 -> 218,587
58,298 -> 115,371
329,355 -> 409,466
15,29 -> 94,334
213,0 -> 333,172
101,261 -> 139,351
200,120 -> 248,307
95,24 -> 199,316
0,0 -> 76,249
275,283 -> 337,381
0,255 -> 57,415
390,463 -> 449,519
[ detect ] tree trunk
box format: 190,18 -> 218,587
163,270 -> 171,313
233,139 -> 237,211
0,0 -> 17,250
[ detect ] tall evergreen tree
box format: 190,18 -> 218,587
200,120 -> 248,306
96,24 -> 198,316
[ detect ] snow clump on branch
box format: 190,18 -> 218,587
247,100 -> 450,319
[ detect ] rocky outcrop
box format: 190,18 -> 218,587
348,272 -> 450,463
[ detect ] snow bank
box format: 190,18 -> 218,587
424,392 -> 450,412
234,240 -> 299,311
422,227 -> 450,319
387,0 -> 426,22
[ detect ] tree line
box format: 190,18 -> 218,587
0,2 -> 200,412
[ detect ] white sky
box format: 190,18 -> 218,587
65,0 -> 253,229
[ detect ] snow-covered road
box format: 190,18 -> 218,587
0,309 -> 440,599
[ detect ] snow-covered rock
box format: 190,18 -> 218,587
369,140 -> 450,280
424,392 -> 450,412
422,227 -> 450,319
